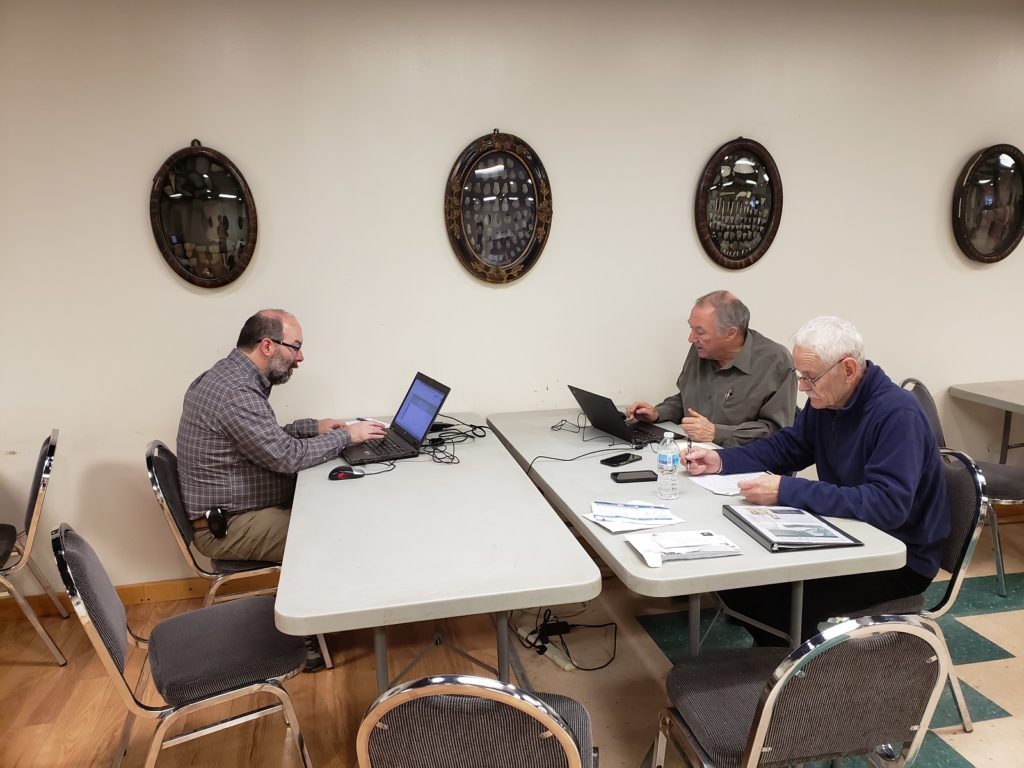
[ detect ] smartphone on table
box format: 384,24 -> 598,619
610,470 -> 658,483
600,452 -> 642,467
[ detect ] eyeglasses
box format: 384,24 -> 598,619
792,358 -> 844,387
269,338 -> 302,353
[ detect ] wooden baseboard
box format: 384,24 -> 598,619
993,502 -> 1024,525
0,572 -> 280,620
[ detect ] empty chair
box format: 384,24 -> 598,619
902,377 -> 1010,596
356,674 -> 598,768
650,615 -> 949,768
51,523 -> 312,768
146,439 -> 332,668
834,447 -> 987,733
0,429 -> 68,664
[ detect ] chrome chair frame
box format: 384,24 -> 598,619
0,428 -> 68,664
51,523 -> 312,768
651,615 -> 950,768
146,439 -> 332,668
831,448 -> 987,734
356,674 -> 591,768
902,378 -> 1008,596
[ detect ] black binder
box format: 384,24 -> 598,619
722,504 -> 863,552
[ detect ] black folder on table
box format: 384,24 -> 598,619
722,505 -> 863,553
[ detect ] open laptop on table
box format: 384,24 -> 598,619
342,372 -> 451,465
568,384 -> 686,447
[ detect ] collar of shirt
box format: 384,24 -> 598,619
228,347 -> 273,395
713,329 -> 755,375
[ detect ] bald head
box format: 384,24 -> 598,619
237,309 -> 294,351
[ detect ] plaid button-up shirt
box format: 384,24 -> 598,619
176,348 -> 351,519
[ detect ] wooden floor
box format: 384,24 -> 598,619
0,599 -> 507,767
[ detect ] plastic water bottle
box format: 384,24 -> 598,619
656,432 -> 680,500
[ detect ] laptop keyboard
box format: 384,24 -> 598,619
365,433 -> 412,457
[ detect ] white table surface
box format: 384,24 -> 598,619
487,409 -> 906,598
949,380 -> 1024,414
275,413 -> 602,636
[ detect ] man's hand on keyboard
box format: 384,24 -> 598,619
625,401 -> 658,422
348,421 -> 388,444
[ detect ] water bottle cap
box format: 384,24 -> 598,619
664,432 -> 674,438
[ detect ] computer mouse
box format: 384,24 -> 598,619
328,465 -> 365,480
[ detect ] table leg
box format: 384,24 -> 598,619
374,626 -> 389,694
689,595 -> 701,656
1001,411 -> 1013,464
495,611 -> 510,682
789,581 -> 804,649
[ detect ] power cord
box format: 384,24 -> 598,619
511,608 -> 617,671
417,414 -> 490,465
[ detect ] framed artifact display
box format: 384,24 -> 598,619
952,144 -> 1024,264
150,139 -> 257,288
444,129 -> 552,284
695,137 -> 782,270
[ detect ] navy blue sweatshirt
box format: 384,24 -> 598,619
718,362 -> 949,578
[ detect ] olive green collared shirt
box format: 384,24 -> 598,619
654,328 -> 796,447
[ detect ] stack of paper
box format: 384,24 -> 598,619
585,500 -> 682,533
626,530 -> 742,567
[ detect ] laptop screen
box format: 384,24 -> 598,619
392,373 -> 450,443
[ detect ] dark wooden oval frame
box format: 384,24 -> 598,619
444,129 -> 552,284
149,140 -> 258,288
694,137 -> 783,270
952,143 -> 1024,264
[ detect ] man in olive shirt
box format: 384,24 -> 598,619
626,291 -> 795,447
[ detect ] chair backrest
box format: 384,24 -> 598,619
51,523 -> 165,719
19,429 -> 58,563
146,439 -> 199,563
745,615 -> 947,767
51,523 -> 129,672
930,449 -> 987,617
900,378 -> 947,449
356,675 -> 585,768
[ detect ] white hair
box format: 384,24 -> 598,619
791,316 -> 866,368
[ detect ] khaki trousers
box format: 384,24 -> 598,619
192,505 -> 291,563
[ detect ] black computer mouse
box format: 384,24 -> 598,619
328,465 -> 365,480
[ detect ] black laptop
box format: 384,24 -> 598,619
568,385 -> 686,446
341,373 -> 451,465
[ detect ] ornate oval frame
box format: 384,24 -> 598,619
444,129 -> 552,284
149,139 -> 258,288
694,137 -> 783,270
952,143 -> 1024,264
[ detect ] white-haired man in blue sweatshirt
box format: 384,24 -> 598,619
685,316 -> 949,645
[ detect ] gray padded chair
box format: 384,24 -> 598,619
650,615 -> 949,768
0,429 -> 68,664
834,448 -> 987,734
146,439 -> 332,668
356,674 -> 598,768
902,377 -> 1009,596
51,523 -> 312,768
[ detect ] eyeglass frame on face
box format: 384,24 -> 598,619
269,338 -> 302,353
792,357 -> 845,388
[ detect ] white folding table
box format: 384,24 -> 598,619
275,413 -> 602,692
487,408 -> 907,653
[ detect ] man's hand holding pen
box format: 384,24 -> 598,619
684,446 -> 721,475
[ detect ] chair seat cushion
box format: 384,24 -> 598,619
841,594 -> 926,619
536,692 -> 594,768
211,558 -> 280,573
148,595 -> 305,706
0,524 -> 16,567
977,461 -> 1024,503
666,648 -> 788,768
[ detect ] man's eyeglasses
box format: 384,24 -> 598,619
792,358 -> 844,387
270,339 -> 302,353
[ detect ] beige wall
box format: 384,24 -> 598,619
2,0 -> 1024,589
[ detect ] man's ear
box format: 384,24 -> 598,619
842,357 -> 859,379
